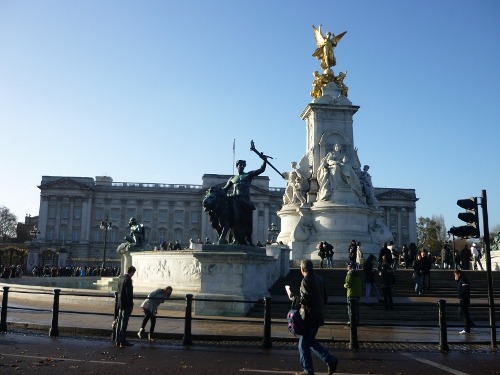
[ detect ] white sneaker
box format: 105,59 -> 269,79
459,330 -> 470,334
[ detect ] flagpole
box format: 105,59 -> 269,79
232,139 -> 235,176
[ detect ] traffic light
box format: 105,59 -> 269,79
449,197 -> 480,239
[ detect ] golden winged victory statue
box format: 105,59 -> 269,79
312,25 -> 347,71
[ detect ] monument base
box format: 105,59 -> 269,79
129,244 -> 290,316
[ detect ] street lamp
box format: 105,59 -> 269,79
268,223 -> 279,244
100,218 -> 112,269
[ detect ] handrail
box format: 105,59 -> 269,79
1,285 -> 498,350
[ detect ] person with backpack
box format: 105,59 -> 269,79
287,259 -> 338,375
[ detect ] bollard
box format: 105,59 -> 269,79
262,297 -> 272,349
438,299 -> 449,352
183,294 -> 193,346
0,286 -> 10,332
111,291 -> 118,342
49,288 -> 61,337
348,298 -> 359,349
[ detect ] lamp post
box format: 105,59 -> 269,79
268,223 -> 279,244
100,218 -> 112,269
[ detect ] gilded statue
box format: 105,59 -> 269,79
333,71 -> 348,97
312,25 -> 347,71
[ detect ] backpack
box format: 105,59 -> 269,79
287,308 -> 305,336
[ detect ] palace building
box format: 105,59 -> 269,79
30,174 -> 417,267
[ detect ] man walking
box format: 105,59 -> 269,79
115,265 -> 136,347
454,269 -> 474,334
288,259 -> 338,374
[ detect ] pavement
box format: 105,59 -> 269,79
2,280 -> 498,350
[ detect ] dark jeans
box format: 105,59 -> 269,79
298,322 -> 336,374
459,301 -> 473,332
381,286 -> 393,309
141,309 -> 157,333
115,306 -> 133,344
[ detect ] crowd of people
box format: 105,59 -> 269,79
30,265 -> 121,277
0,264 -> 23,278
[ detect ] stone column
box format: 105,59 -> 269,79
38,196 -> 49,241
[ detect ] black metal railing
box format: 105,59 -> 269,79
1,285 -> 498,351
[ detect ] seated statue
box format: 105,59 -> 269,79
316,144 -> 364,203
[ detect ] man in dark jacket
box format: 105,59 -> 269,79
378,243 -> 391,265
290,259 -> 338,374
115,265 -> 136,347
454,269 -> 474,334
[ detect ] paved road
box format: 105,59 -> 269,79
1,331 -> 498,375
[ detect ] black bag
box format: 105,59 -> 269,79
287,308 -> 305,336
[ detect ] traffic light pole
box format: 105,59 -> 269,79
480,189 -> 496,348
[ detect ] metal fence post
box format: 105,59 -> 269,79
0,286 -> 10,332
263,297 -> 272,349
348,298 -> 359,349
49,288 -> 61,337
437,299 -> 449,352
183,294 -> 193,346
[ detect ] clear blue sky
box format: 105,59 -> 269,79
1,1 -> 499,234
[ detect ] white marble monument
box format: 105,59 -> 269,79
277,27 -> 394,262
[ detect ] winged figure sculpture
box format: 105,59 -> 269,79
312,25 -> 347,70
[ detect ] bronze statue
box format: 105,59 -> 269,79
124,217 -> 145,248
312,25 -> 347,71
203,141 -> 279,245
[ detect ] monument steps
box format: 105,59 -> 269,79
247,268 -> 500,324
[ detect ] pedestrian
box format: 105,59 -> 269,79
413,254 -> 424,295
460,244 -> 472,270
318,242 -> 326,268
390,243 -> 399,270
362,254 -> 381,305
348,239 -> 357,266
408,242 -> 418,268
287,259 -> 338,375
471,243 -> 484,271
421,249 -> 432,291
454,269 -> 474,334
378,243 -> 391,266
325,241 -> 334,268
356,242 -> 363,269
441,244 -> 451,270
115,265 -> 136,347
401,244 -> 410,269
138,286 -> 173,341
378,255 -> 395,309
344,261 -> 362,325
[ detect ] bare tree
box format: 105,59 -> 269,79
0,206 -> 17,240
417,215 -> 447,253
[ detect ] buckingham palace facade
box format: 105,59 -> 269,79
33,175 -> 417,266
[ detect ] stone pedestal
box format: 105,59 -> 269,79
277,84 -> 394,261
128,244 -> 290,316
